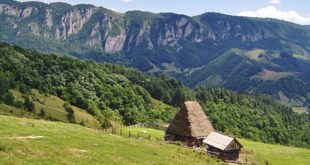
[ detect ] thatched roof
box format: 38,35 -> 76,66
166,101 -> 214,137
203,132 -> 243,150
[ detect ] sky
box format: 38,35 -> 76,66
18,0 -> 310,25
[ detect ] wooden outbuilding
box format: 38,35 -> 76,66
165,101 -> 214,147
203,132 -> 243,161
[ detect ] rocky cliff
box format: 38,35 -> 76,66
2,0 -> 309,54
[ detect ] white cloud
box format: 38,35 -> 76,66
122,0 -> 133,3
237,6 -> 310,25
269,0 -> 281,5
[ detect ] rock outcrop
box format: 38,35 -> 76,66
0,4 -> 35,17
0,0 -> 308,57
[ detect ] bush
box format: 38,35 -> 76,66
3,92 -> 15,106
64,103 -> 76,124
39,108 -> 46,117
24,96 -> 35,112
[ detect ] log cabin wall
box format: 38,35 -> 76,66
206,144 -> 241,160
165,134 -> 201,147
226,139 -> 242,150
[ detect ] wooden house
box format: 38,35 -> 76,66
203,132 -> 243,161
165,101 -> 215,147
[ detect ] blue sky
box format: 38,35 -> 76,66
18,0 -> 310,25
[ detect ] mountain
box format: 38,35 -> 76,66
1,0 -> 310,108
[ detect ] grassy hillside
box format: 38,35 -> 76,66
0,43 -> 180,127
240,139 -> 310,165
123,127 -> 310,165
0,115 -> 221,165
0,89 -> 101,128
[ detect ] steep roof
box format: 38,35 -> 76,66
165,101 -> 214,137
203,132 -> 242,150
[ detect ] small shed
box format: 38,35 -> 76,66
203,132 -> 243,161
165,101 -> 214,147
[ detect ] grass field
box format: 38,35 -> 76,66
113,126 -> 310,165
1,115 -> 309,165
251,69 -> 295,81
0,115 -> 221,165
239,139 -> 310,165
114,126 -> 165,139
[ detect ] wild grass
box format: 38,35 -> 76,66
251,69 -> 295,81
1,111 -> 309,165
239,139 -> 310,165
106,126 -> 310,165
117,126 -> 165,139
6,89 -> 101,128
0,115 -> 221,165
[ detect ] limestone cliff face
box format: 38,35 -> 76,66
198,15 -> 265,42
0,1 -> 267,53
44,9 -> 53,29
101,16 -> 126,52
55,7 -> 97,39
84,15 -> 126,52
0,4 -> 35,17
156,16 -> 204,49
104,34 -> 126,52
135,23 -> 153,49
0,1 -> 307,55
87,22 -> 101,46
0,1 -> 270,53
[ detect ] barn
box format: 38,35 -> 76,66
165,101 -> 214,147
203,132 -> 243,161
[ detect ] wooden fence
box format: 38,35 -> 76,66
103,124 -> 164,142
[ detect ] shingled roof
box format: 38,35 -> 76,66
165,101 -> 214,137
203,132 -> 243,150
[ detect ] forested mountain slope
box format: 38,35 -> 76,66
0,43 -> 181,126
0,43 -> 309,148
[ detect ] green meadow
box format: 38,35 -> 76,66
0,115 -> 221,165
124,127 -> 310,165
239,139 -> 310,165
1,115 -> 310,165
1,89 -> 101,128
